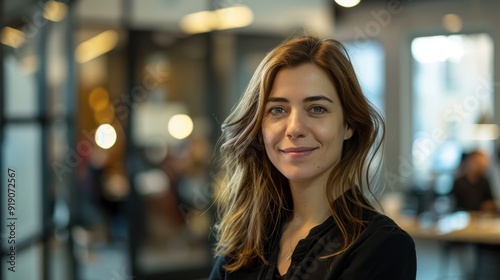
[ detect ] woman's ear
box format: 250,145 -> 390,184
344,126 -> 353,140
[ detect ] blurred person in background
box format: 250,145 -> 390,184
450,152 -> 500,279
209,36 -> 416,280
451,150 -> 497,213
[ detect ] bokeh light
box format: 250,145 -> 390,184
88,87 -> 109,111
95,123 -> 117,149
168,114 -> 193,140
43,0 -> 68,22
442,14 -> 462,33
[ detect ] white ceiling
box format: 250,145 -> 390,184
75,0 -> 334,35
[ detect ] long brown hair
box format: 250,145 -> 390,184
214,35 -> 385,271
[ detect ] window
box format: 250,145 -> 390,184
345,40 -> 385,115
410,33 -> 495,192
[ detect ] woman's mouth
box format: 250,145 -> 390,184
280,147 -> 317,158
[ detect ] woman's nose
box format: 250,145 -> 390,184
286,110 -> 307,139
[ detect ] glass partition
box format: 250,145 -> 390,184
1,1 -> 76,279
2,124 -> 43,241
1,22 -> 44,280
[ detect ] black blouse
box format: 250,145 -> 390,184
209,211 -> 416,280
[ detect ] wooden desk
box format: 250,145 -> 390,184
393,212 -> 500,245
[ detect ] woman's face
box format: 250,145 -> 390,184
261,63 -> 352,185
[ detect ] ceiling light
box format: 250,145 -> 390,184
180,5 -> 253,34
1,27 -> 26,49
180,10 -> 218,34
215,5 -> 254,30
76,30 -> 118,63
44,1 -> 68,22
335,0 -> 361,8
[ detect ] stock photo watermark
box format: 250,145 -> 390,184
352,0 -> 405,43
5,168 -> 18,272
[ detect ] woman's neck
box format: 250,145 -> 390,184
288,180 -> 331,226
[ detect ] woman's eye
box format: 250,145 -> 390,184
310,106 -> 327,114
268,107 -> 285,115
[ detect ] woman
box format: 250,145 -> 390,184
210,36 -> 416,279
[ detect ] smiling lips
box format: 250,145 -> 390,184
280,147 -> 317,158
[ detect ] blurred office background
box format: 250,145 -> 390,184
1,0 -> 500,279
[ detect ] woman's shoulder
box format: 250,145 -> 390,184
333,211 -> 417,279
360,210 -> 415,248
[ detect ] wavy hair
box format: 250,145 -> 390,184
214,35 -> 385,271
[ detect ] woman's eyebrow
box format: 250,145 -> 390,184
267,97 -> 288,103
304,95 -> 334,103
266,95 -> 334,103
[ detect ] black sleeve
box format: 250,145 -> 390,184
337,223 -> 417,280
209,256 -> 226,280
